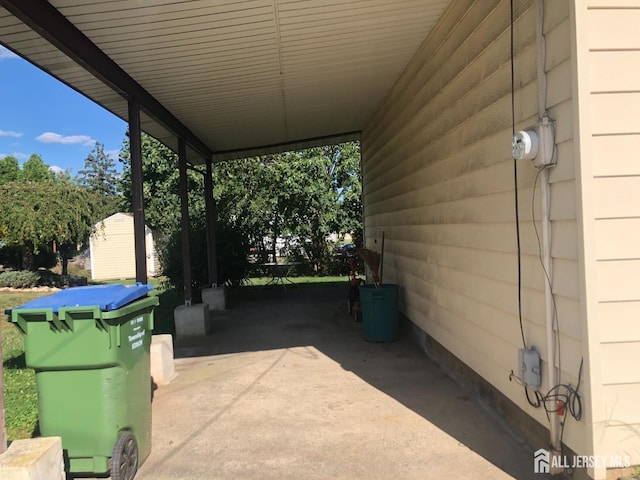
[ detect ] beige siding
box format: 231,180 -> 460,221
90,213 -> 158,281
362,0 -> 589,455
148,231 -> 162,277
582,1 -> 640,463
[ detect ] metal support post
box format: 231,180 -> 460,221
178,139 -> 192,303
128,101 -> 148,284
204,158 -> 218,286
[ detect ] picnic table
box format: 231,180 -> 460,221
257,262 -> 301,291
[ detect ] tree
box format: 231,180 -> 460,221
118,132 -> 362,284
0,182 -> 98,271
213,157 -> 274,263
78,142 -> 120,219
51,167 -> 74,184
328,142 -> 362,244
211,142 -> 362,273
78,142 -> 119,197
277,143 -> 361,272
21,154 -> 52,182
118,133 -> 223,287
118,132 -> 204,234
0,155 -> 20,183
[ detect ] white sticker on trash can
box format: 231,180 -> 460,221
129,330 -> 145,350
128,316 -> 145,350
130,316 -> 144,327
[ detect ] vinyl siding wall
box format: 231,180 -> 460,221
361,0 -> 588,456
90,213 -> 159,281
579,0 -> 640,465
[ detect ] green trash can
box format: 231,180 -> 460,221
8,283 -> 159,480
359,284 -> 399,342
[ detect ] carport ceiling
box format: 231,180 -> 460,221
0,0 -> 451,164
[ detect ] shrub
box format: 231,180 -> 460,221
0,270 -> 87,289
0,245 -> 22,270
160,219 -> 251,289
0,270 -> 40,288
0,245 -> 59,271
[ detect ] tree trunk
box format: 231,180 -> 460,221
271,232 -> 278,263
61,254 -> 69,276
21,243 -> 36,271
259,237 -> 268,263
59,243 -> 75,276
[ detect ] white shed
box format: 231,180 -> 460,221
89,212 -> 160,281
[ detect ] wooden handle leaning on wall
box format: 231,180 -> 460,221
379,231 -> 385,286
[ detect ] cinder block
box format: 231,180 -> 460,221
174,303 -> 211,336
150,334 -> 177,385
0,437 -> 65,480
201,286 -> 227,310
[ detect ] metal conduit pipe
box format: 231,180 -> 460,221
536,0 -> 561,459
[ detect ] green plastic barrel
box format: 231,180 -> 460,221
359,284 -> 399,342
8,284 -> 158,479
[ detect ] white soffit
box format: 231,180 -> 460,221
0,0 -> 451,163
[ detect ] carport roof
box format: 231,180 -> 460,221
0,0 -> 450,164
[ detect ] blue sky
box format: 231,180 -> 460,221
0,45 -> 127,175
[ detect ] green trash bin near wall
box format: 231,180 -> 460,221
359,284 -> 399,342
8,283 -> 159,480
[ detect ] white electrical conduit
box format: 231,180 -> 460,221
536,0 -> 561,454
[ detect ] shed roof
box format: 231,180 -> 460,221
0,0 -> 451,163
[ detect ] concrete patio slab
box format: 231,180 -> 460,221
131,285 -> 539,480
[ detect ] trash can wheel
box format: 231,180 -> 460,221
110,431 -> 139,480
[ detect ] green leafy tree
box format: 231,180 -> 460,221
0,181 -> 99,271
21,154 -> 52,182
51,167 -> 74,184
328,142 -> 362,244
0,155 -> 20,183
213,158 -> 273,263
212,142 -> 362,273
279,143 -> 361,272
118,132 -> 204,233
118,132 -> 223,287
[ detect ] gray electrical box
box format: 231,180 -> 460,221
518,347 -> 541,389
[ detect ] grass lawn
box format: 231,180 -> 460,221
1,291 -> 46,440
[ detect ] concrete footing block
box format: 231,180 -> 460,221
0,437 -> 65,480
150,334 -> 176,385
174,303 -> 211,336
201,286 -> 227,311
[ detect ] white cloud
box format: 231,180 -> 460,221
0,46 -> 18,60
0,130 -> 23,138
105,149 -> 121,160
36,132 -> 95,146
49,165 -> 65,174
0,152 -> 28,160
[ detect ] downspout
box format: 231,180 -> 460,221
536,0 -> 561,457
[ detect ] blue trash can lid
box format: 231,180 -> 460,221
7,283 -> 153,314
